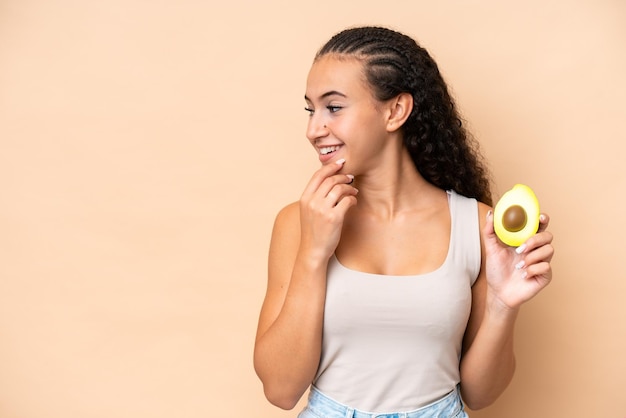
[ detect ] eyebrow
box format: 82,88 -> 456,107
304,90 -> 348,102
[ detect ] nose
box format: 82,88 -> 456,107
305,114 -> 329,142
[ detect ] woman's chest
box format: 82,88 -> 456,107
323,257 -> 472,342
336,216 -> 450,276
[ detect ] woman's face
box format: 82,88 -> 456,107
304,55 -> 390,174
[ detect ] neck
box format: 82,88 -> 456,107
353,147 -> 443,220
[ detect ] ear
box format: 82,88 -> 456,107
385,92 -> 413,133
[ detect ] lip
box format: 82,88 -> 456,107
317,144 -> 343,164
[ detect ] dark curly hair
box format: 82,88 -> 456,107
316,26 -> 493,205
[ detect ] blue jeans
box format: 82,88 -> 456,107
298,386 -> 469,418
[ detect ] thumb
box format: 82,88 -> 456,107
482,209 -> 499,244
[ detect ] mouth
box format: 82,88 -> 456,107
319,145 -> 341,156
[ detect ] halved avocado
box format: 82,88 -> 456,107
493,184 -> 540,247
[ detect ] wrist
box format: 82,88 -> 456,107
294,247 -> 331,273
297,241 -> 335,264
485,289 -> 520,322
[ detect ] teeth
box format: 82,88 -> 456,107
320,146 -> 340,155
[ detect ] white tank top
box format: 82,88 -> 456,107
313,190 -> 481,412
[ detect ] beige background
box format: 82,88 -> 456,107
1,1 -> 624,417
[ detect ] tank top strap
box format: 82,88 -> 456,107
447,190 -> 481,285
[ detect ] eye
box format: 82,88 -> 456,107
304,107 -> 314,116
327,105 -> 342,113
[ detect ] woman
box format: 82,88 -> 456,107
254,26 -> 554,417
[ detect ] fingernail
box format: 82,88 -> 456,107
487,210 -> 492,220
336,158 -> 346,165
515,244 -> 527,254
540,214 -> 546,222
347,174 -> 354,184
520,270 -> 528,279
515,260 -> 525,270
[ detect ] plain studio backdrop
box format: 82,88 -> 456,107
1,1 -> 624,417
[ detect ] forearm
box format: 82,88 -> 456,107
254,255 -> 328,409
460,296 -> 519,410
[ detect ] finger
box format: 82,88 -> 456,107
520,242 -> 555,268
482,209 -> 499,243
319,174 -> 356,200
517,230 -> 553,255
536,213 -> 550,233
522,261 -> 552,285
302,159 -> 347,197
325,183 -> 359,208
334,193 -> 358,214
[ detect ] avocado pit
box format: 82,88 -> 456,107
502,205 -> 527,232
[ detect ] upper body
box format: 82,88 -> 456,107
253,26 -> 554,412
314,189 -> 481,412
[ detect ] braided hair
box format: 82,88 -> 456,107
316,26 -> 493,205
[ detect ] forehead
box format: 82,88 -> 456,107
305,55 -> 370,100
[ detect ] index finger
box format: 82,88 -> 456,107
302,158 -> 347,196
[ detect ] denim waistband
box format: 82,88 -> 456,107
302,385 -> 466,418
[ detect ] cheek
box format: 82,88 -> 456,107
337,117 -> 371,141
334,112 -> 386,152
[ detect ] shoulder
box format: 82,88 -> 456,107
269,201 -> 301,256
450,190 -> 491,228
273,201 -> 300,232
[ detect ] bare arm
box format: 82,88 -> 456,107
253,203 -> 328,409
460,203 -> 554,410
253,160 -> 357,410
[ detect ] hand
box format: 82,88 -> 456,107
298,159 -> 358,263
483,211 -> 554,310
